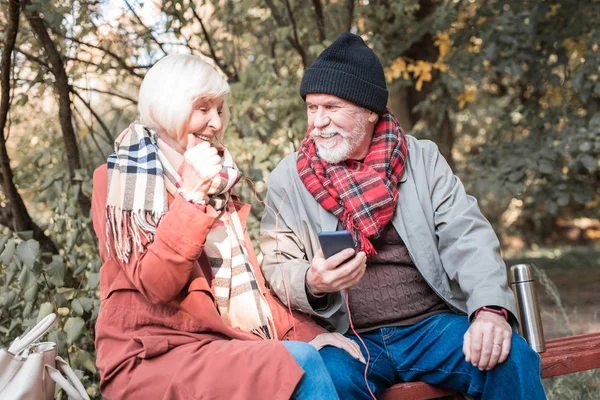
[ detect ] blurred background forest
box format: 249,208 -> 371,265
0,0 -> 599,398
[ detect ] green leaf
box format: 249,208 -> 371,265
579,142 -> 592,152
77,297 -> 95,312
44,257 -> 66,287
19,268 -> 39,302
73,347 -> 98,374
545,199 -> 558,215
37,302 -> 55,322
86,273 -> 100,290
4,262 -> 18,285
537,159 -> 553,175
556,193 -> 570,207
15,231 -> 34,241
73,261 -> 88,276
47,330 -> 67,354
508,170 -> 525,182
71,299 -> 84,316
17,240 -> 40,272
56,287 -> 76,300
64,317 -> 85,344
0,239 -> 16,267
573,191 -> 592,205
580,154 -> 597,173
0,290 -> 17,307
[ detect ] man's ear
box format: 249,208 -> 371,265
368,111 -> 379,123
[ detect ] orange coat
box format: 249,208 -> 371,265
91,165 -> 326,400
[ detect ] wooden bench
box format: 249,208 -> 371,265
382,331 -> 600,400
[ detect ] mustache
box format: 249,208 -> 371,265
310,127 -> 348,138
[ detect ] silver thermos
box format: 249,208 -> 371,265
509,264 -> 546,353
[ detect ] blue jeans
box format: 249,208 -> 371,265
282,341 -> 340,400
319,313 -> 546,400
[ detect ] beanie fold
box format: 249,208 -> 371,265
300,68 -> 388,116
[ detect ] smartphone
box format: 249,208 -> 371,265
318,230 -> 356,261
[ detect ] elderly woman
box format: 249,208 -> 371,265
91,54 -> 361,399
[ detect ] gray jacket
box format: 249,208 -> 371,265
260,135 -> 516,334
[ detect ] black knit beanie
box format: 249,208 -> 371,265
300,32 -> 388,116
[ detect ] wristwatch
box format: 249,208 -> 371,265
475,306 -> 509,321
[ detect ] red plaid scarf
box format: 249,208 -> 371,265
297,109 -> 409,255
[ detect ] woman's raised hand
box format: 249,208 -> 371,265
180,134 -> 222,203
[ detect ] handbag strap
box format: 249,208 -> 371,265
8,313 -> 57,355
46,356 -> 91,400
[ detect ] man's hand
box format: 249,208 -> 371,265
309,332 -> 366,364
463,310 -> 512,371
306,248 -> 367,294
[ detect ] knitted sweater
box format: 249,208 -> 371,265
347,223 -> 449,331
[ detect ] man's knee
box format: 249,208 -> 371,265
496,334 -> 542,375
319,345 -> 363,382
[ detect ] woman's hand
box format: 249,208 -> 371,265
309,332 -> 366,364
181,134 -> 222,202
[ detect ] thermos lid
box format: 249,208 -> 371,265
509,263 -> 534,283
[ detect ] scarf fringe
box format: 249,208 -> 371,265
106,205 -> 163,262
342,210 -> 376,256
251,317 -> 278,340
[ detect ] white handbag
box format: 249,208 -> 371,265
0,313 -> 91,400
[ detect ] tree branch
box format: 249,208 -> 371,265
25,2 -> 91,214
265,0 -> 308,68
189,1 -> 237,82
16,47 -> 49,69
0,0 -> 28,230
59,34 -> 145,79
0,0 -> 58,253
270,40 -> 281,77
0,203 -> 14,229
283,0 -> 308,67
73,105 -> 108,161
71,88 -> 114,144
312,0 -> 326,42
343,0 -> 355,32
124,0 -> 168,56
264,0 -> 286,26
71,84 -> 137,104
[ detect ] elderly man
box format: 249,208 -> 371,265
260,32 -> 546,400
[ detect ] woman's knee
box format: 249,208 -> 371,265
283,341 -> 322,369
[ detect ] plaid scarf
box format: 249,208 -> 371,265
106,122 -> 275,339
296,109 -> 409,255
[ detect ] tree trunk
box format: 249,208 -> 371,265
0,0 -> 58,253
388,87 -> 414,131
386,0 -> 455,165
24,5 -> 91,215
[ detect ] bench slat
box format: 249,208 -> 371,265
545,332 -> 600,350
543,337 -> 600,357
542,347 -> 600,378
382,332 -> 600,400
381,382 -> 457,400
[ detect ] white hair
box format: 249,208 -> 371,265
138,54 -> 230,140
